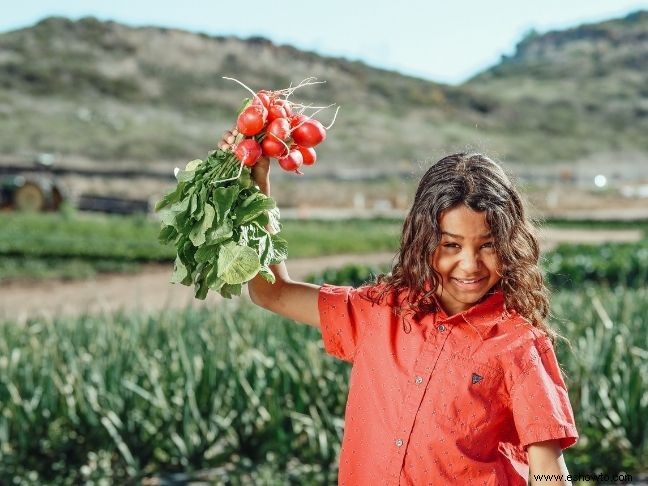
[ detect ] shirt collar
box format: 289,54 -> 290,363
433,287 -> 508,341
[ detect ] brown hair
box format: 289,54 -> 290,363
363,153 -> 559,342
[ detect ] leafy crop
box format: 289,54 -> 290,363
0,286 -> 645,482
155,151 -> 287,299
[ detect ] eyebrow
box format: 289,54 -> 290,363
441,231 -> 492,240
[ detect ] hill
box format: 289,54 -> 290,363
466,10 -> 648,161
0,11 -> 647,171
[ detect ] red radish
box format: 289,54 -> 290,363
267,102 -> 287,122
234,139 -> 262,167
277,150 -> 303,172
297,146 -> 316,165
290,113 -> 308,128
252,91 -> 271,109
274,99 -> 293,117
292,119 -> 326,148
266,118 -> 291,141
261,136 -> 288,158
237,105 -> 267,136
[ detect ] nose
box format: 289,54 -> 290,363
458,250 -> 482,273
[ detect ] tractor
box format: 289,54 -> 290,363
0,154 -> 65,212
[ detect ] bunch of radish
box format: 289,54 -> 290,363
218,78 -> 336,175
155,77 -> 337,300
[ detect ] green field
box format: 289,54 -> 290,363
0,210 -> 404,282
1,210 -> 647,483
2,210 -> 646,289
0,284 -> 645,484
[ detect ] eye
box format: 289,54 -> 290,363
442,243 -> 459,248
481,242 -> 495,249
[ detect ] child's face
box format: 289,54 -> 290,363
430,205 -> 502,316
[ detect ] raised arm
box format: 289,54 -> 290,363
245,154 -> 321,329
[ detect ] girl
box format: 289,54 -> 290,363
246,151 -> 578,485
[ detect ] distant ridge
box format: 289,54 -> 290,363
0,11 -> 646,167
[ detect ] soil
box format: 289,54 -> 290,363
1,227 -> 642,323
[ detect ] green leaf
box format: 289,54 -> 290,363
258,266 -> 276,284
206,219 -> 233,245
220,283 -> 242,299
175,169 -> 196,183
176,208 -> 193,233
194,280 -> 208,300
170,256 -> 189,284
234,196 -> 276,225
194,244 -> 218,264
213,185 -> 240,223
158,225 -> 178,245
190,185 -> 208,222
240,191 -> 261,208
185,159 -> 203,172
239,168 -> 253,189
268,234 -> 288,265
267,206 -> 282,235
159,208 -> 177,227
189,204 -> 216,247
179,239 -> 196,272
155,186 -> 182,212
238,97 -> 251,114
205,264 -> 225,289
257,233 -> 272,267
217,241 -> 261,285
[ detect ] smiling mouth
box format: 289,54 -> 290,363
451,277 -> 487,286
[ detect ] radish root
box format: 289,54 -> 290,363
222,76 -> 264,106
224,75 -> 339,129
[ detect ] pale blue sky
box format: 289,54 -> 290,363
3,0 -> 647,84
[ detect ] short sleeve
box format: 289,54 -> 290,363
318,283 -> 368,363
510,337 -> 579,450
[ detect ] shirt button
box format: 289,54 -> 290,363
415,375 -> 423,385
395,439 -> 403,447
437,324 -> 446,332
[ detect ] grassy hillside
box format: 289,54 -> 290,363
0,11 -> 646,168
466,10 -> 648,161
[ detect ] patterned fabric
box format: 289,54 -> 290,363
318,283 -> 578,486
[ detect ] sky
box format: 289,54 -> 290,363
2,1 -> 648,85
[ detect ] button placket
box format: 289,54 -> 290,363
388,328 -> 445,482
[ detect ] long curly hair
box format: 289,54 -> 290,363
362,152 -> 558,342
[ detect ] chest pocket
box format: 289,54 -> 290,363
432,358 -> 506,432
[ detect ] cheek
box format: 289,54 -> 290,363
430,251 -> 452,277
485,253 -> 502,274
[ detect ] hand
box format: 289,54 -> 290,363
251,154 -> 270,190
217,127 -> 239,152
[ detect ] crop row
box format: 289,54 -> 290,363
2,211 -> 647,288
0,285 -> 645,483
305,239 -> 648,289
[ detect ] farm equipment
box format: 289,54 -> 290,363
0,155 -> 65,212
0,153 -> 168,214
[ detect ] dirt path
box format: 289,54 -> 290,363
1,227 -> 642,323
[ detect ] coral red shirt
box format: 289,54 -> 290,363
318,283 -> 578,486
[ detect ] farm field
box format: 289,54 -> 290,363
1,211 -> 645,321
0,283 -> 645,484
2,210 -> 647,484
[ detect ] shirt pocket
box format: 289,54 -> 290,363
432,359 -> 506,432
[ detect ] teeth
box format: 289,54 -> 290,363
456,278 -> 480,283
